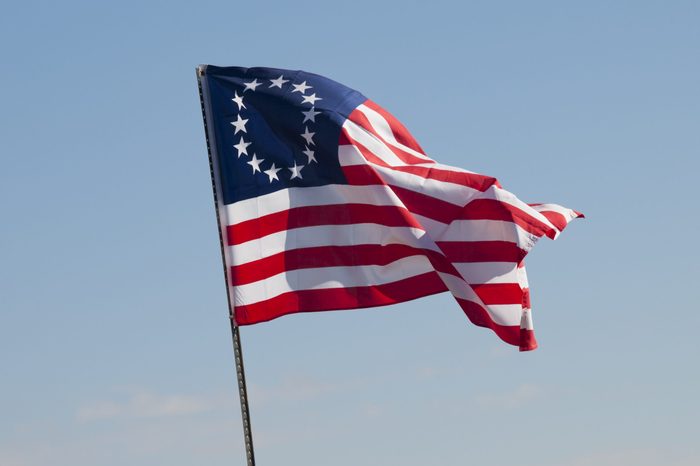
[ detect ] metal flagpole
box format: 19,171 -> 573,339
196,65 -> 256,466
230,322 -> 256,465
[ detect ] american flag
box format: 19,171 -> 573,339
198,65 -> 581,351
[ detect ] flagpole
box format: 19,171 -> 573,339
230,321 -> 256,466
197,65 -> 257,466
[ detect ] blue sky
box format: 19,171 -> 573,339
1,1 -> 698,465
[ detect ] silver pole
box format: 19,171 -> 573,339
197,66 -> 256,466
231,322 -> 256,466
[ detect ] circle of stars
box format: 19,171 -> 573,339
229,76 -> 324,184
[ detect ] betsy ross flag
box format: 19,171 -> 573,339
198,65 -> 581,351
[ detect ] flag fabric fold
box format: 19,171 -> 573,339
198,65 -> 582,351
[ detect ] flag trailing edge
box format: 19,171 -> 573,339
198,65 -> 582,351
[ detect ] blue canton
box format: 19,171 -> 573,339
203,66 -> 367,205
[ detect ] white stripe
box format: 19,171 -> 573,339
340,124 -> 485,181
436,271 -> 479,302
532,203 -> 574,216
520,308 -> 534,330
339,142 -> 482,181
341,144 -> 555,231
437,272 -> 521,326
342,119 -> 408,166
356,105 -> 493,179
380,165 -> 551,233
226,184 -> 412,226
492,187 -> 558,235
338,142 -> 369,165
531,203 -> 580,225
453,262 -> 522,285
436,219 -> 537,245
233,255 -> 435,305
412,214 -> 449,237
517,265 -> 530,289
229,224 -> 433,266
339,133 -> 558,240
339,145 -> 482,203
338,144 -> 484,180
483,304 -> 522,327
412,161 -> 481,176
518,264 -> 532,330
356,104 -> 433,162
413,216 -> 537,253
339,146 -> 481,205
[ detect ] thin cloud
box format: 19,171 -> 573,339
76,389 -> 232,422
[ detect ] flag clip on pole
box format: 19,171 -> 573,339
197,65 -> 256,466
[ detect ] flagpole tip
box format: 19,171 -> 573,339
197,65 -> 207,76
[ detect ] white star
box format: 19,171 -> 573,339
288,162 -> 304,179
233,137 -> 251,158
301,93 -> 322,105
301,107 -> 321,123
231,91 -> 246,110
300,127 -> 315,145
247,154 -> 263,173
264,163 -> 282,182
269,75 -> 289,89
230,114 -> 248,134
243,79 -> 261,92
291,81 -> 312,93
302,146 -> 317,164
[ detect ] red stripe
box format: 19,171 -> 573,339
232,240 -> 536,351
343,165 -> 553,241
235,269 -> 537,352
472,283 -> 523,305
340,137 -> 496,192
471,283 -> 530,309
338,129 -> 352,146
341,128 -> 393,167
227,204 -> 423,245
537,210 -> 568,232
389,185 -> 462,224
520,328 -> 537,352
390,165 -> 497,192
234,272 -> 446,325
436,241 -> 527,263
522,287 -> 531,309
231,243 -> 440,286
341,164 -> 386,186
456,298 -> 537,351
342,164 -> 550,240
460,199 -> 556,239
341,165 -> 463,224
363,100 -> 426,155
230,241 -> 519,287
348,109 -> 428,165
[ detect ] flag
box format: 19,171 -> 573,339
197,65 -> 582,351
